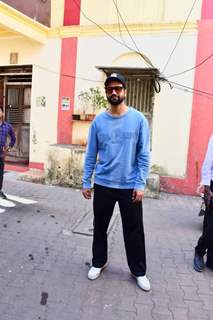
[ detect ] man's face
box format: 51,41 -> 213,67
105,80 -> 126,106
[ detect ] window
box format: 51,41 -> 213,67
125,76 -> 155,120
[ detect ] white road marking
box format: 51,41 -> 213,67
0,208 -> 5,213
5,195 -> 37,204
0,198 -> 15,207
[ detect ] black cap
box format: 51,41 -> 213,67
104,73 -> 126,89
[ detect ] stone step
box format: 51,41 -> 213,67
18,168 -> 45,184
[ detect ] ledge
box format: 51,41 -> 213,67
49,21 -> 198,38
0,1 -> 49,43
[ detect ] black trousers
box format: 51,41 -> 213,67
195,181 -> 213,264
195,210 -> 213,259
0,157 -> 4,191
92,184 -> 147,276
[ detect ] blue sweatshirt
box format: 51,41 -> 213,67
82,107 -> 150,190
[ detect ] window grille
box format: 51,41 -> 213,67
6,88 -> 23,125
7,106 -> 23,124
125,77 -> 155,118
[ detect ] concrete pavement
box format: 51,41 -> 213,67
0,172 -> 213,320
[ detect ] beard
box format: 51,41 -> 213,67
107,95 -> 125,106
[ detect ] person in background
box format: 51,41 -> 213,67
194,133 -> 213,272
82,73 -> 151,291
0,106 -> 16,199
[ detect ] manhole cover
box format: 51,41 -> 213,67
72,205 -> 119,236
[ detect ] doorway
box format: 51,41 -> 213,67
0,65 -> 32,164
5,85 -> 31,164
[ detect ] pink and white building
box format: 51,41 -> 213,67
0,0 -> 213,194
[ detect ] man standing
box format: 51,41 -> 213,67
194,133 -> 213,272
0,106 -> 16,199
82,73 -> 151,291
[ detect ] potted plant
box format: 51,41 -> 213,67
77,87 -> 108,120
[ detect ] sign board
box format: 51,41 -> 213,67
36,96 -> 46,107
10,52 -> 18,64
61,97 -> 70,110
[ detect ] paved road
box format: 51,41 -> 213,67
0,172 -> 212,320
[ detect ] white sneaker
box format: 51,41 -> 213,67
136,275 -> 151,291
88,265 -> 105,280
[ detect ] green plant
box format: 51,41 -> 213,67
78,87 -> 108,114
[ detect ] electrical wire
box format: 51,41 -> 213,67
113,0 -> 139,51
33,64 -> 104,83
65,0 -> 211,100
162,0 -> 198,74
159,76 -> 213,100
71,0 -> 140,54
166,53 -> 213,78
171,84 -> 213,101
166,79 -> 213,97
71,0 -> 154,67
115,0 -> 127,46
34,63 -> 163,95
70,0 -> 213,100
112,0 -> 154,68
34,63 -> 213,100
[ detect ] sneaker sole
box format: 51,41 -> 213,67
137,283 -> 151,292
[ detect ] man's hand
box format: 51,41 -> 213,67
3,146 -> 11,153
82,188 -> 92,199
132,189 -> 144,202
196,183 -> 204,195
204,185 -> 213,209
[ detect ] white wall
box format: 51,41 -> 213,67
0,37 -> 61,164
51,0 -> 65,27
80,0 -> 202,25
75,30 -> 198,176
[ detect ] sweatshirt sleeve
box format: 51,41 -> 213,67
8,123 -> 16,148
134,117 -> 150,190
201,134 -> 213,186
82,121 -> 98,189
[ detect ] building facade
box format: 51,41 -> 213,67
0,0 -> 212,194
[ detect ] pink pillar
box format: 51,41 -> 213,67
57,38 -> 78,144
161,0 -> 213,194
57,0 -> 81,144
64,0 -> 81,26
